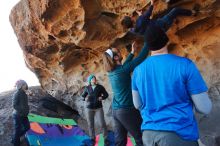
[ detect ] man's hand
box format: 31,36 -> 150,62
85,97 -> 89,101
131,41 -> 138,54
151,0 -> 154,5
26,91 -> 34,96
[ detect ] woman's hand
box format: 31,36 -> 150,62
131,41 -> 138,54
151,0 -> 154,5
98,96 -> 103,101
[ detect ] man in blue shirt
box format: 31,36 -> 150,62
132,25 -> 212,146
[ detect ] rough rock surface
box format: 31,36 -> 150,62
8,0 -> 220,146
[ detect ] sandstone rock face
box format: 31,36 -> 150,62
9,0 -> 220,145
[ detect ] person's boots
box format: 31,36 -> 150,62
91,138 -> 96,146
166,0 -> 193,7
10,137 -> 14,144
104,139 -> 110,146
163,0 -> 170,3
192,3 -> 201,16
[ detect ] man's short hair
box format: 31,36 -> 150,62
121,16 -> 133,29
144,25 -> 169,51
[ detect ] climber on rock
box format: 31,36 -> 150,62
121,0 -> 197,36
102,40 -> 150,146
81,74 -> 109,146
132,25 -> 212,146
11,80 -> 30,146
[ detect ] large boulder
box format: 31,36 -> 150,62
9,0 -> 220,145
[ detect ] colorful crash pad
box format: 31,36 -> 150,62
26,114 -> 136,146
26,114 -> 91,146
94,132 -> 136,146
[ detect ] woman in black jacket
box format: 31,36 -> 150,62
12,80 -> 30,146
81,74 -> 109,145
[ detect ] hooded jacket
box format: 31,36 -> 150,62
12,89 -> 29,117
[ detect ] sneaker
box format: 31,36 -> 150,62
20,135 -> 26,142
10,137 -> 14,144
104,139 -> 110,146
91,138 -> 95,146
162,0 -> 170,3
192,3 -> 200,16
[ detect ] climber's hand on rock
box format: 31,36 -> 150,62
136,10 -> 142,16
151,0 -> 154,5
131,41 -> 138,54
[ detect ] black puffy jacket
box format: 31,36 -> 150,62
12,89 -> 29,117
81,84 -> 108,109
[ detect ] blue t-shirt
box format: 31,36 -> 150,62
132,54 -> 208,140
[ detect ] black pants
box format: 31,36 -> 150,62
113,108 -> 143,146
12,114 -> 30,146
155,8 -> 192,32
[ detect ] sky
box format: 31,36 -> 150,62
0,0 -> 40,92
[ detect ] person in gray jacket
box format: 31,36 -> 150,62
12,80 -> 30,146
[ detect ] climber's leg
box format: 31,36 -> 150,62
156,7 -> 192,31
